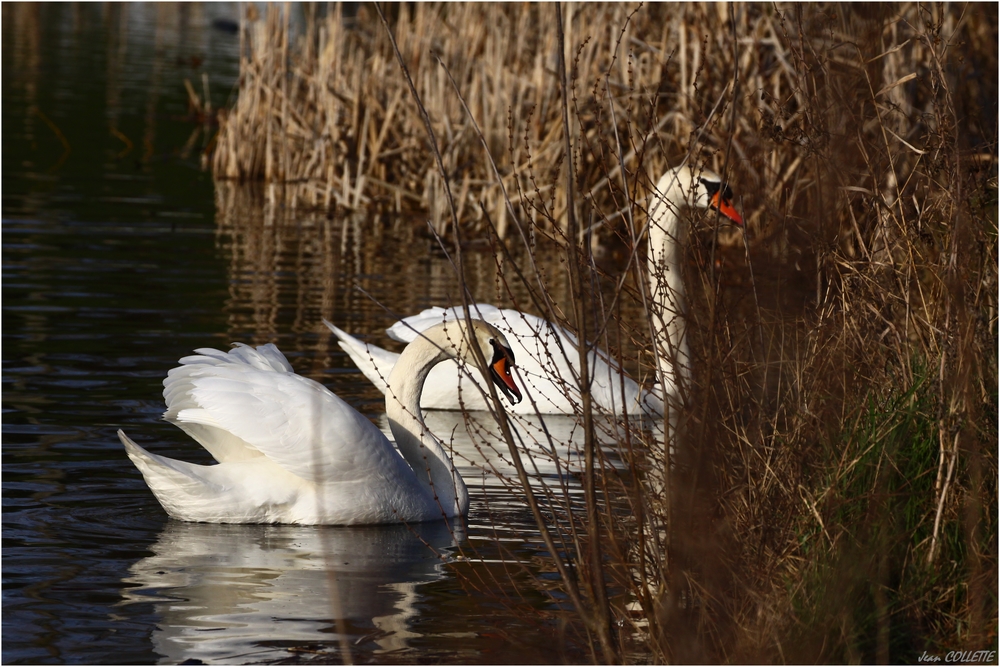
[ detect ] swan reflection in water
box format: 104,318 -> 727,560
120,519 -> 460,664
119,410 -> 646,664
387,411 -> 638,483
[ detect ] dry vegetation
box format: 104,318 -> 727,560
212,2 -> 784,238
210,2 -> 997,663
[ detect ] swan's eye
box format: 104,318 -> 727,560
699,178 -> 735,202
489,339 -> 514,364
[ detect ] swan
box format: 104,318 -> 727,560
328,165 -> 742,418
327,305 -> 664,416
118,319 -> 522,525
646,165 -> 743,400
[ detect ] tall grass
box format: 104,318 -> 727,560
212,2 -> 997,662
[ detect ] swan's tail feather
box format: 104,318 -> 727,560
119,429 -> 302,523
322,320 -> 397,395
119,429 -> 222,520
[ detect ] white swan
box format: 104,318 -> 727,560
646,165 -> 743,400
327,305 -> 663,416
328,165 -> 742,418
118,319 -> 522,525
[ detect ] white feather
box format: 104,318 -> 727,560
120,321 -> 518,525
329,306 -> 663,416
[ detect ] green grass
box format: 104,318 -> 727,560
783,365 -> 997,663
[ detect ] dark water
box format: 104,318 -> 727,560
2,5 -> 593,664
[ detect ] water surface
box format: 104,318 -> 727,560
2,5 -> 592,664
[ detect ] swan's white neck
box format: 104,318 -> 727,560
385,326 -> 470,518
648,167 -> 695,393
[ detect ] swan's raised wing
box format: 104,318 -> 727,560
163,344 -> 407,484
496,310 -> 662,415
384,306 -> 657,415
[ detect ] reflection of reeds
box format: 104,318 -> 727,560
214,2 -> 997,662
212,181 -> 599,374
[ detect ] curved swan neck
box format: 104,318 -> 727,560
648,167 -> 694,391
385,325 -> 470,517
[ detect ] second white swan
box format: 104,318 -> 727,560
328,305 -> 663,416
329,165 -> 743,417
647,165 -> 744,399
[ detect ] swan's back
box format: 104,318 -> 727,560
379,305 -> 660,416
161,343 -> 400,482
386,305 -> 507,343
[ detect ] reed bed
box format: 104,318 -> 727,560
212,2 -> 794,239
212,2 -> 997,662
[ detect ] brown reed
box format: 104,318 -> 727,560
209,3 -> 803,240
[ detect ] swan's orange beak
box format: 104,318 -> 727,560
489,341 -> 522,405
711,191 -> 744,226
